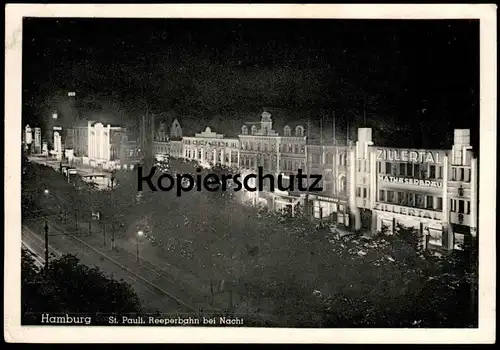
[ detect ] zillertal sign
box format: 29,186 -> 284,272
377,149 -> 443,164
378,175 -> 442,188
373,203 -> 442,221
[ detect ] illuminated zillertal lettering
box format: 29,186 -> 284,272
373,203 -> 441,220
376,149 -> 442,164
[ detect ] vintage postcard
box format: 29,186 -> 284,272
4,3 -> 497,344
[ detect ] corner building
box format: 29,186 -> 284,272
351,128 -> 478,251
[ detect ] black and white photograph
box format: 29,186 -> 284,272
5,4 -> 496,344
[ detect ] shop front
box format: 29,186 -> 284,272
309,194 -> 350,228
271,190 -> 303,217
373,202 -> 445,250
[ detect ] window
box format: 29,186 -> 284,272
387,190 -> 395,203
364,160 -> 368,172
464,168 -> 471,182
356,187 -> 361,198
415,194 -> 424,208
378,161 -> 382,174
408,193 -> 415,207
426,195 -> 434,209
399,163 -> 406,176
257,144 -> 261,151
326,153 -> 333,164
379,189 -> 386,202
395,192 -> 403,205
363,188 -> 367,198
459,168 -> 464,181
264,144 -> 268,152
436,197 -> 443,210
452,167 -> 457,181
467,201 -> 471,214
450,199 -> 456,212
385,162 -> 392,174
406,163 -> 413,177
458,200 -> 465,214
438,166 -> 443,179
413,164 -> 420,178
294,145 -> 299,154
429,165 -> 436,179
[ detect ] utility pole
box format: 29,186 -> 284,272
44,220 -> 49,275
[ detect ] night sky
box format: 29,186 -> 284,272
22,18 -> 479,149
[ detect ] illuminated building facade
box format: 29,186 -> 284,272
305,143 -> 352,227
87,121 -> 127,169
238,111 -> 307,215
350,128 -> 478,251
182,127 -> 240,168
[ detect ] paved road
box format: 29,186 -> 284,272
22,220 -> 194,314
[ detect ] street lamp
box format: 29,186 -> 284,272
136,230 -> 144,263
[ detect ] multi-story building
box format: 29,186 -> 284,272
349,127 -> 477,251
86,121 -> 127,170
238,111 -> 307,215
66,121 -> 89,157
182,127 -> 240,168
305,142 -> 352,227
139,113 -> 155,165
118,135 -> 140,170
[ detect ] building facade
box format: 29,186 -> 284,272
305,143 -> 352,227
182,127 -> 240,168
86,121 -> 127,169
238,111 -> 307,215
67,123 -> 89,157
348,128 -> 477,251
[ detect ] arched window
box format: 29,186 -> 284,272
241,125 -> 248,135
251,125 -> 258,135
284,125 -> 291,137
295,125 -> 304,137
339,176 -> 347,195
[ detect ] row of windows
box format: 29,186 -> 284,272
378,162 -> 444,179
241,125 -> 305,137
450,199 -> 471,214
241,142 -> 305,154
356,186 -> 369,199
378,190 -> 444,211
184,140 -> 238,148
451,167 -> 472,182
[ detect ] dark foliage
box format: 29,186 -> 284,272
22,250 -> 142,323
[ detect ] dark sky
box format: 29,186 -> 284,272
22,18 -> 479,148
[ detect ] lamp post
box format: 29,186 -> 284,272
136,230 -> 144,263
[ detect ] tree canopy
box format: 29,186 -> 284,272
22,249 -> 142,324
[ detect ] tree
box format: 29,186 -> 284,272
22,250 -> 142,324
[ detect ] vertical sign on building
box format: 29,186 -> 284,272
34,127 -> 41,154
25,125 -> 33,147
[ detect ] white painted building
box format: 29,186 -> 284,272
182,127 -> 240,168
350,128 -> 478,251
86,121 -> 127,169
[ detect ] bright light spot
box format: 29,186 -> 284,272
68,92 -> 76,97
137,230 -> 144,236
44,189 -> 49,195
52,113 -> 58,119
